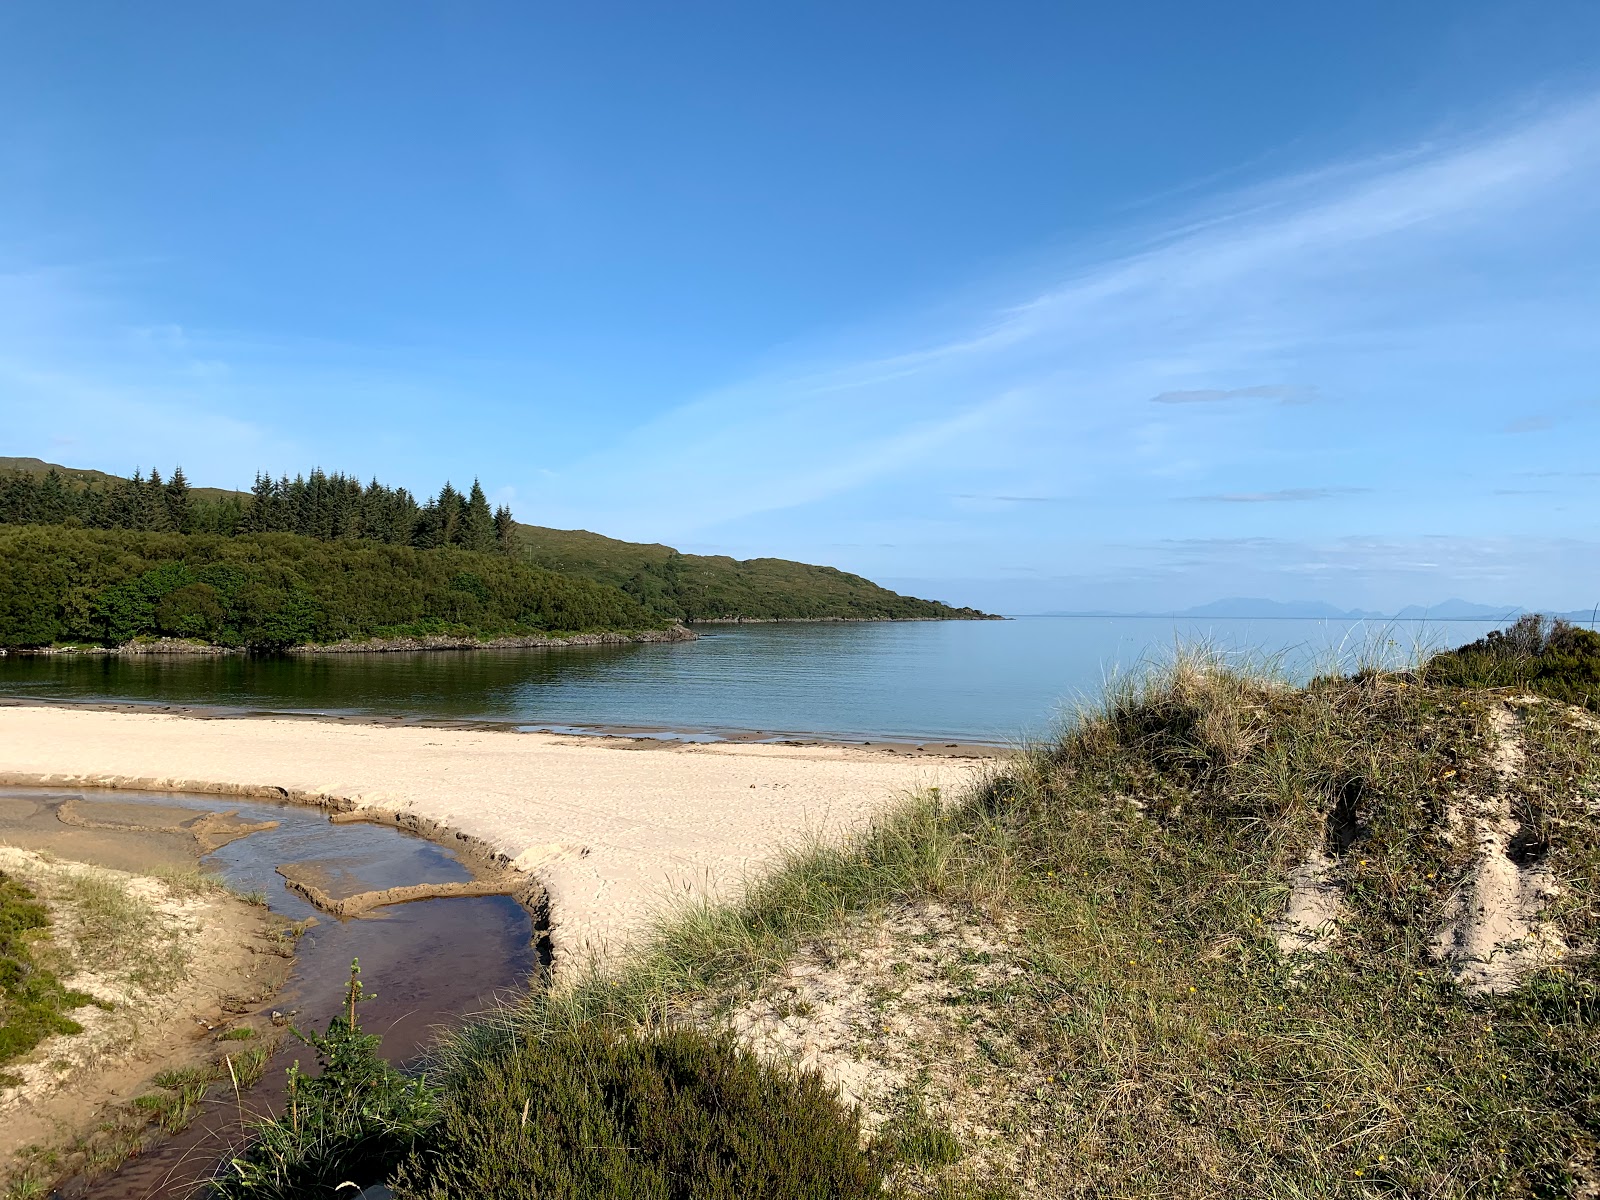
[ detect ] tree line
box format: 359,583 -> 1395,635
0,526 -> 664,650
0,466 -> 518,553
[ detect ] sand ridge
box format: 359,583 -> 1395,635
0,706 -> 985,971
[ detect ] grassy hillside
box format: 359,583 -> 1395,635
511,524 -> 994,622
206,622 -> 1600,1198
0,526 -> 667,650
0,456 -> 243,504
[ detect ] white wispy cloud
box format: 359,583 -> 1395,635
537,91 -> 1600,542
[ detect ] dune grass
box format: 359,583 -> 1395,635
409,644 -> 1598,1198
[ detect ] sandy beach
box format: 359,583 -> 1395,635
0,705 -> 989,970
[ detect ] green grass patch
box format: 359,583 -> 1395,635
0,871 -> 94,1072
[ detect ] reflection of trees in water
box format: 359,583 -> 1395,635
0,643 -> 654,720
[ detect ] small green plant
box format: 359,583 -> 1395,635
210,960 -> 437,1200
883,1100 -> 963,1169
392,1021 -> 882,1199
225,1044 -> 273,1090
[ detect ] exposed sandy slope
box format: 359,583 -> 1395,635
0,706 -> 984,970
0,847 -> 288,1171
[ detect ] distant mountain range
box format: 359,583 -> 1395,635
1041,597 -> 1600,623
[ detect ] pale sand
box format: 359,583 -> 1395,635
0,706 -> 987,972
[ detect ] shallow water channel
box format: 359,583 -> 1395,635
0,788 -> 539,1199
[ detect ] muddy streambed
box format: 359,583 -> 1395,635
0,787 -> 540,1199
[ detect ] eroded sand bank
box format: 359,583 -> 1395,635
0,706 -> 987,970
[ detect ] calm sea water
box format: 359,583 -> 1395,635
0,617 -> 1505,745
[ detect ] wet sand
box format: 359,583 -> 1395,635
0,705 -> 991,971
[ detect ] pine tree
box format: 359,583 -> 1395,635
241,473 -> 275,532
165,466 -> 192,533
35,469 -> 72,524
435,483 -> 464,547
493,505 -> 516,554
463,480 -> 496,553
144,470 -> 173,531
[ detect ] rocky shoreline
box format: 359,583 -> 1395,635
687,614 -> 1003,624
0,625 -> 696,657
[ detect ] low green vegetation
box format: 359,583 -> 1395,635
0,525 -> 667,649
511,524 -> 994,622
135,1064 -> 225,1134
1425,612 -> 1600,710
394,1022 -> 881,1199
0,873 -> 94,1082
213,961 -> 441,1200
215,962 -> 880,1200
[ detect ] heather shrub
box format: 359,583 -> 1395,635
393,1022 -> 880,1200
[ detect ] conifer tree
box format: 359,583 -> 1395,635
493,504 -> 516,554
36,469 -> 71,524
464,480 -> 496,552
435,482 -> 464,547
165,466 -> 192,533
143,469 -> 173,531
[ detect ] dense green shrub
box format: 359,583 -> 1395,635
0,525 -> 667,649
1425,614 -> 1600,710
392,1022 -> 881,1200
0,872 -> 94,1076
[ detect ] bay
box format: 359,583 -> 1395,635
0,616 -> 1504,745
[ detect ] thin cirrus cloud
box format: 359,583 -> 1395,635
1183,487 -> 1372,503
540,89 -> 1600,553
1149,385 -> 1320,405
1502,414 -> 1556,433
953,493 -> 1068,504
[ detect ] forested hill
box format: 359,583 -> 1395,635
510,524 -> 995,622
0,459 -> 995,623
0,526 -> 667,650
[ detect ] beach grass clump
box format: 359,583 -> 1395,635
422,628 -> 1600,1198
392,1021 -> 881,1200
0,872 -> 94,1079
56,870 -> 189,992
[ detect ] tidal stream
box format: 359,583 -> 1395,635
0,788 -> 538,1199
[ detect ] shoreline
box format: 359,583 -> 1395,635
687,614 -> 1004,624
0,705 -> 990,974
0,695 -> 1008,757
0,624 -> 697,658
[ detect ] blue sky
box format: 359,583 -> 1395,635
2,2 -> 1598,614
